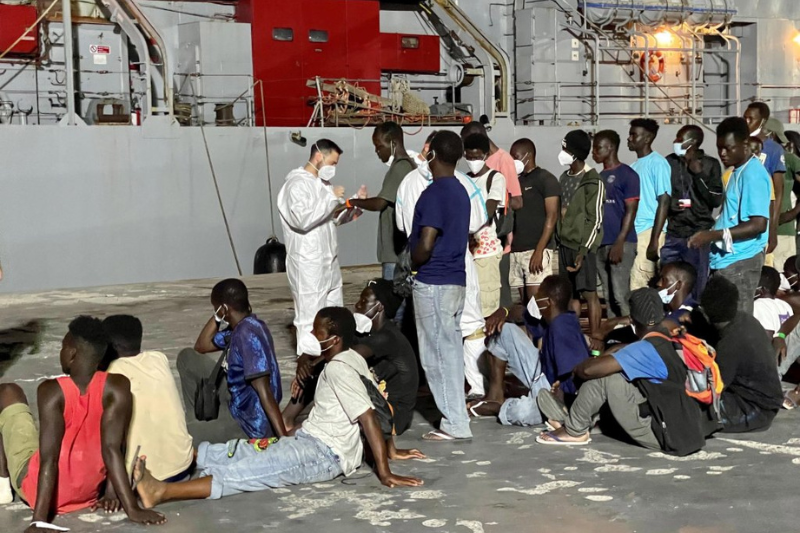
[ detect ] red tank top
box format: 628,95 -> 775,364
22,372 -> 108,514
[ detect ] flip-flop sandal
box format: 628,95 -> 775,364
422,430 -> 458,441
535,431 -> 591,446
129,445 -> 141,489
468,400 -> 500,418
783,391 -> 799,410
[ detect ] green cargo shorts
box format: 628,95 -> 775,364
0,403 -> 38,498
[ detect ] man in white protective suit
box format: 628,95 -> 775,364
277,139 -> 356,393
395,130 -> 490,400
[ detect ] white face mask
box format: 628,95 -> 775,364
526,297 -> 549,320
467,159 -> 486,175
674,141 -> 689,157
214,305 -> 230,331
318,336 -> 337,353
658,281 -> 678,305
384,141 -> 395,167
318,164 -> 336,181
751,120 -> 764,137
514,159 -> 525,175
418,158 -> 432,180
354,302 -> 381,334
558,150 -> 575,167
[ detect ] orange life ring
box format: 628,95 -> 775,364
640,50 -> 666,83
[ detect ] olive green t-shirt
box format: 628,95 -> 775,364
377,157 -> 415,264
779,151 -> 800,236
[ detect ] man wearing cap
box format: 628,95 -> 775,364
556,129 -> 606,346
536,288 -> 706,456
766,118 -> 800,269
352,279 -> 419,435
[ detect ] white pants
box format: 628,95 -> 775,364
288,259 -> 343,356
462,251 -> 486,396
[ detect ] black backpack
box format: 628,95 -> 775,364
326,359 -> 395,441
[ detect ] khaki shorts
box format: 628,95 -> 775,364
509,249 -> 554,288
474,253 -> 502,317
0,403 -> 38,497
630,228 -> 665,291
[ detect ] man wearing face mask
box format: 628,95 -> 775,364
277,139 -> 347,387
178,279 -> 285,444
349,122 -> 415,284
628,118 -> 672,291
395,131 -> 490,401
509,138 -> 561,304
744,102 -> 786,262
662,126 -> 723,299
352,279 -> 418,435
464,133 -> 506,317
555,130 -> 606,347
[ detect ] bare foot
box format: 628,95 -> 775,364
467,400 -> 501,417
537,426 -> 590,444
133,456 -> 167,509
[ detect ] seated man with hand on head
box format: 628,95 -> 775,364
0,316 -> 165,530
536,289 -> 706,457
103,315 -> 194,486
178,279 -> 285,443
353,279 -> 419,435
701,276 -> 783,432
131,308 -> 424,509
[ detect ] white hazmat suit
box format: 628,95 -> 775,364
278,167 -> 345,356
396,163 -> 489,396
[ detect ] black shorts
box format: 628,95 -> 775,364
558,246 -> 598,296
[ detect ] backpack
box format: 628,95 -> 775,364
486,170 -> 514,238
326,359 -> 396,441
646,331 -> 724,420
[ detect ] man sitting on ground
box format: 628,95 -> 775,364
0,316 -> 165,529
179,279 -> 285,442
131,308 -> 424,508
701,276 -> 783,432
104,315 -> 194,485
353,279 -> 419,435
753,267 -> 794,340
536,289 -> 706,457
470,275 -> 589,418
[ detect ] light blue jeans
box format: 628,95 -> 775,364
197,430 -> 343,499
413,280 -> 471,438
488,325 -> 551,426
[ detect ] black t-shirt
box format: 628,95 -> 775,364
665,154 -> 723,238
355,321 -> 418,418
715,312 -> 783,412
512,167 -> 562,252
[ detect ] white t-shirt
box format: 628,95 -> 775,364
469,169 -> 506,258
301,350 -> 375,476
753,297 -> 794,333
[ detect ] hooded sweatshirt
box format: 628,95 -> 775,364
556,167 -> 606,255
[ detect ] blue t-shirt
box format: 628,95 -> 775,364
666,296 -> 697,322
600,164 -> 640,245
759,138 -> 787,176
631,152 -> 672,235
611,340 -> 668,383
410,176 -> 470,286
540,312 -> 590,395
710,156 -> 772,270
214,315 -> 282,438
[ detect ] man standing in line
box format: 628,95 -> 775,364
689,117 -> 772,315
395,131 -> 490,400
662,125 -> 723,298
556,130 -> 605,346
277,140 -> 347,383
764,118 -> 799,269
348,122 -> 416,283
592,130 -> 640,319
744,102 -> 786,263
410,131 -> 472,441
461,122 -> 522,308
628,118 -> 672,290
509,138 -> 561,304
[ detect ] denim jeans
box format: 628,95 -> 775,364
487,325 -> 550,426
382,262 -> 406,324
596,242 -> 637,317
413,280 -> 471,438
197,430 -> 343,499
660,235 -> 710,299
712,253 -> 764,316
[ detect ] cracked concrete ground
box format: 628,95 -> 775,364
1,267 -> 798,533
